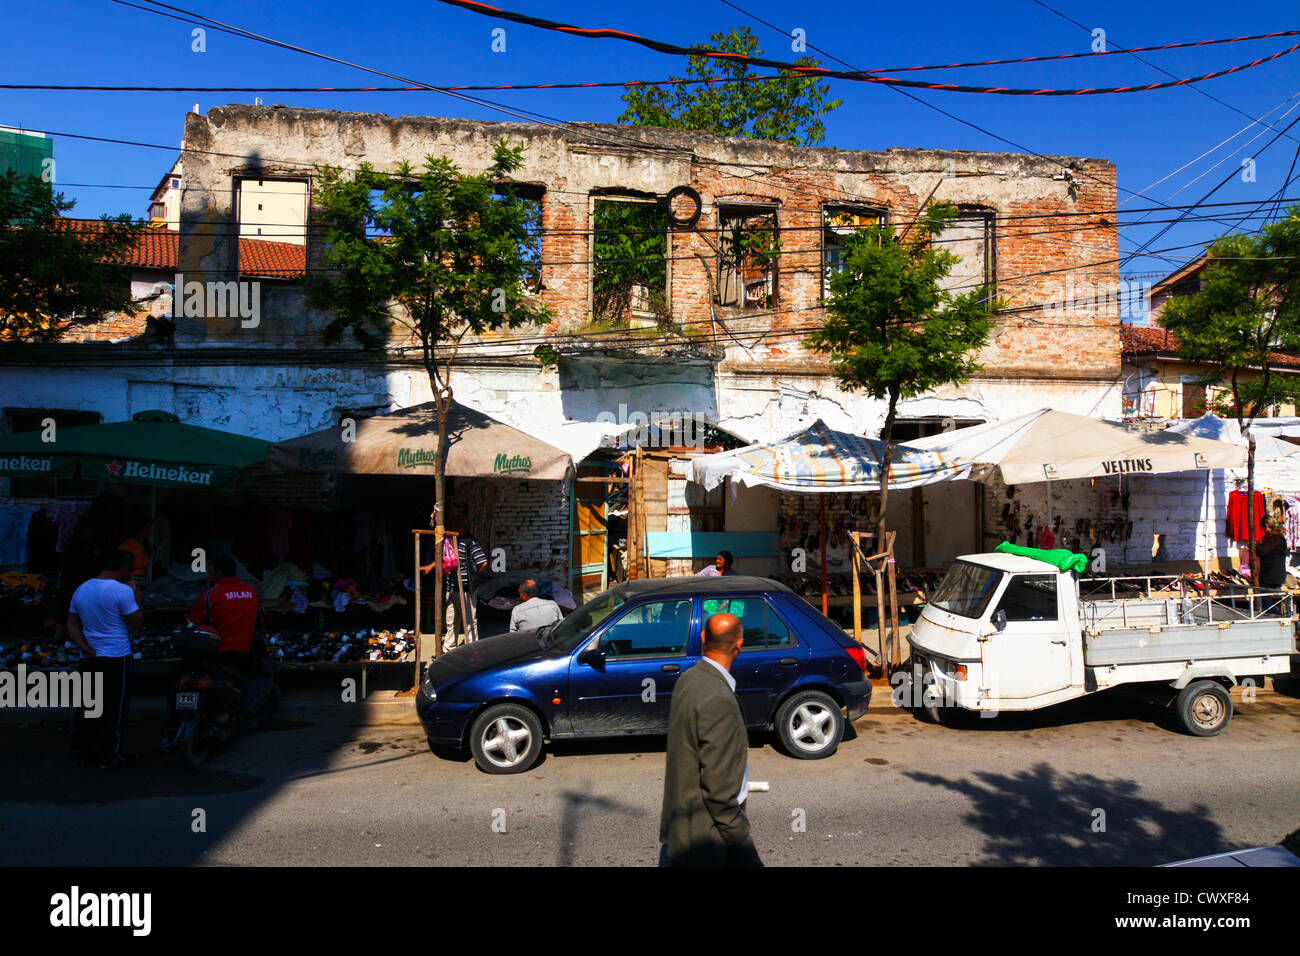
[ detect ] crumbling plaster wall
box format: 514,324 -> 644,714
180,106 -> 1120,392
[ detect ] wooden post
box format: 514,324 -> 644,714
851,531 -> 862,646
874,566 -> 887,671
820,495 -> 828,616
886,531 -> 901,672
624,447 -> 634,574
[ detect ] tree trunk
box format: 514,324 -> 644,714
411,382 -> 451,689
876,386 -> 900,673
433,386 -> 451,658
1246,432 -> 1257,583
877,387 -> 900,549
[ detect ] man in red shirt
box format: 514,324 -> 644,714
189,556 -> 260,673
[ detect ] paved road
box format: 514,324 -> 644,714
2,685 -> 1298,866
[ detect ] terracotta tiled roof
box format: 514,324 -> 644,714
1121,323 -> 1300,368
54,218 -> 305,279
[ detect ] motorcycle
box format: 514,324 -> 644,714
162,624 -> 279,768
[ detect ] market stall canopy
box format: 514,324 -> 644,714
692,419 -> 973,493
909,408 -> 1246,484
0,410 -> 269,490
1165,413 -> 1300,462
266,400 -> 574,480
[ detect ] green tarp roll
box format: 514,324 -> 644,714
994,540 -> 1089,574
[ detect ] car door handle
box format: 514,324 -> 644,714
779,657 -> 798,666
661,664 -> 680,673
1050,640 -> 1067,646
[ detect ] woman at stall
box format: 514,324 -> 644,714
1255,519 -> 1289,590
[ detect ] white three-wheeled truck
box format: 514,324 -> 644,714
904,549 -> 1298,735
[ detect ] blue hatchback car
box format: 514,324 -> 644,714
416,575 -> 872,773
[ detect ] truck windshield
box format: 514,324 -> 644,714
930,562 -> 1002,620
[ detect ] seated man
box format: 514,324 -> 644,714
509,579 -> 563,633
188,556 -> 260,677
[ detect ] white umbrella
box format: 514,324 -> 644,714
909,408 -> 1246,484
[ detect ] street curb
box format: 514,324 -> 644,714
0,695 -> 421,727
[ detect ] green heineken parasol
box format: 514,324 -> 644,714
0,410 -> 268,490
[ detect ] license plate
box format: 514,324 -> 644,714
175,692 -> 199,710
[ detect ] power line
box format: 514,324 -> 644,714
12,23 -> 1300,95
429,0 -> 1300,96
1031,0 -> 1300,145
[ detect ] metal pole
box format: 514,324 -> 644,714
412,530 -> 422,681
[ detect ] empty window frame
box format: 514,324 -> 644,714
492,185 -> 544,294
935,210 -> 996,304
821,205 -> 886,298
591,197 -> 670,325
235,177 -> 309,246
718,205 -> 779,310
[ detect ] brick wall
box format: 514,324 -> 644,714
467,479 -> 570,576
183,107 -> 1121,385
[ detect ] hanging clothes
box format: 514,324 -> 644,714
1283,496 -> 1300,551
0,502 -> 37,566
1226,489 -> 1266,542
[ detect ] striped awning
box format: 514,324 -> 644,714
693,420 -> 973,493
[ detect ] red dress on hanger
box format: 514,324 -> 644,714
1226,489 -> 1266,541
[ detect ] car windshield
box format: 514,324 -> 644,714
929,562 -> 1002,620
545,586 -> 628,653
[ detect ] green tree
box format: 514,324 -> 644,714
617,26 -> 841,146
1159,204 -> 1300,578
803,204 -> 997,552
306,141 -> 552,664
592,199 -> 669,325
0,171 -> 141,341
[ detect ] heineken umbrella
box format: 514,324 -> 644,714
0,410 -> 269,490
265,400 -> 574,480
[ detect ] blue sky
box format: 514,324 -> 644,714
4,0 -> 1299,282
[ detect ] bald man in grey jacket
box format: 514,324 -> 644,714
658,612 -> 762,867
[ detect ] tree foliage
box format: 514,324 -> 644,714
591,199 -> 669,324
0,171 -> 141,341
305,141 -> 552,664
1159,204 -> 1300,576
1159,206 -> 1300,421
803,203 -> 997,543
617,26 -> 841,146
306,141 -> 550,366
805,204 -> 996,408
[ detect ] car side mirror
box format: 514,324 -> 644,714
992,609 -> 1007,633
578,644 -> 605,670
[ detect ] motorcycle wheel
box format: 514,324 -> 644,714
181,720 -> 213,769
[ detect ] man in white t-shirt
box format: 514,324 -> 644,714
67,549 -> 143,768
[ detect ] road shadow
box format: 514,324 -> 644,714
904,760 -> 1226,865
556,788 -> 645,866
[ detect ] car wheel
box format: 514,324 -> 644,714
1175,680 -> 1232,737
468,703 -> 544,774
775,690 -> 844,759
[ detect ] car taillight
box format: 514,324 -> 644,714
845,644 -> 867,674
179,676 -> 213,690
